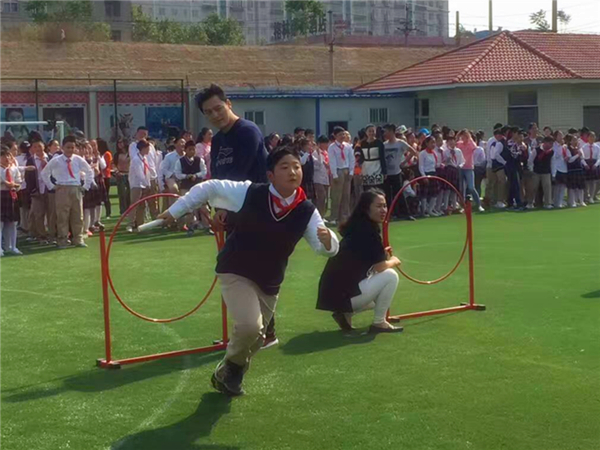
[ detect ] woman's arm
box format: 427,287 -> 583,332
372,256 -> 401,273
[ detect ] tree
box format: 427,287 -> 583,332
458,24 -> 475,38
285,0 -> 326,37
202,14 -> 245,46
529,9 -> 571,31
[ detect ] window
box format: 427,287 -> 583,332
159,7 -> 165,15
508,91 -> 538,129
245,111 -> 265,125
172,8 -> 178,16
192,9 -> 199,17
583,106 -> 600,131
105,1 -> 121,17
415,99 -> 430,128
111,30 -> 122,41
369,108 -> 388,124
10,1 -> 17,12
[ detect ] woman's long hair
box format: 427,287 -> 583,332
339,189 -> 386,236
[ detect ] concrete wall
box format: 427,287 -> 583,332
419,83 -> 600,135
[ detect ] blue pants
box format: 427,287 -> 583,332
505,167 -> 522,207
460,169 -> 481,208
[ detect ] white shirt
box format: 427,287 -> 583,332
327,141 -> 354,178
418,150 -> 437,176
551,143 -> 568,176
1,165 -> 22,190
175,156 -> 207,181
313,150 -> 330,186
41,154 -> 94,190
582,143 -> 600,167
33,155 -> 48,194
129,141 -> 158,180
485,137 -> 497,168
196,142 -> 211,179
402,180 -> 416,198
473,146 -> 486,167
443,147 -> 465,168
169,180 -> 339,257
160,151 -> 184,180
15,154 -> 29,189
490,140 -> 507,166
129,154 -> 153,189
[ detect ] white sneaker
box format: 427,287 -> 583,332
423,213 -> 430,218
495,202 -> 506,209
126,225 -> 133,233
569,203 -> 577,208
478,206 -> 485,212
589,199 -> 596,204
9,248 -> 23,255
526,204 -> 534,210
544,205 -> 554,210
580,202 -> 587,207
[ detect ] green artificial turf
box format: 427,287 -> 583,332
1,202 -> 599,450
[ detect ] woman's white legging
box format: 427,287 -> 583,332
350,268 -> 399,324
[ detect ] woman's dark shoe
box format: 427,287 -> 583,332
332,312 -> 354,331
368,324 -> 404,334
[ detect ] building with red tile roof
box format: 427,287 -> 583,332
354,31 -> 600,133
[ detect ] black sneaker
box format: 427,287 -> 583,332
211,360 -> 245,396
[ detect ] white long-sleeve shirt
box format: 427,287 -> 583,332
15,154 -> 30,190
129,141 -> 158,180
160,151 -> 184,180
129,154 -> 153,189
1,165 -> 22,190
32,155 -> 49,194
327,141 -> 354,178
485,137 -> 497,168
169,180 -> 339,257
582,143 -> 600,167
551,143 -> 568,176
41,154 -> 94,191
418,150 -> 437,176
174,156 -> 207,181
473,146 -> 486,167
444,147 -> 465,168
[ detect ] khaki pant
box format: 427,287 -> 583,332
47,192 -> 57,240
55,185 -> 84,246
521,170 -> 535,205
130,187 -> 151,227
529,173 -> 552,207
162,177 -> 179,212
484,168 -> 495,204
487,169 -> 507,205
329,168 -> 351,222
147,179 -> 160,219
218,273 -> 278,368
29,192 -> 48,239
314,183 -> 329,217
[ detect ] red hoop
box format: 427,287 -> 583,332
383,175 -> 468,285
105,193 -> 223,323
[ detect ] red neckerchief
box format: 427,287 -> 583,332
65,157 -> 76,179
140,155 -> 149,175
586,144 -> 596,160
4,167 -> 18,200
538,147 -> 553,160
336,142 -> 346,162
450,148 -> 457,164
271,187 -> 307,218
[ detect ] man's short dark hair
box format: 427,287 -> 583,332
266,145 -> 301,172
528,122 -> 538,130
568,128 -> 578,135
196,84 -> 228,114
62,136 -> 77,146
493,128 -> 503,136
500,126 -> 511,135
167,144 -> 176,152
30,136 -> 44,145
383,123 -> 396,132
317,135 -> 329,144
137,126 -> 148,132
305,128 -> 314,136
542,136 -> 555,143
493,123 -> 503,130
294,127 -> 305,135
333,126 -> 345,136
185,140 -> 196,148
580,126 -> 590,134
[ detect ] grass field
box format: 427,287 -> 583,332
2,201 -> 599,450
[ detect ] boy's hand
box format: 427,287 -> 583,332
317,227 -> 332,251
157,210 -> 175,226
214,210 -> 228,227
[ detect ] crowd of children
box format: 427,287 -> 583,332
1,120 -> 598,256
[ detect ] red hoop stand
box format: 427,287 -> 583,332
383,176 -> 486,323
96,193 -> 228,370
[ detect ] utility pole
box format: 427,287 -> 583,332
488,0 -> 493,33
328,10 -> 334,86
552,0 -> 558,32
398,0 -> 417,46
456,11 -> 460,47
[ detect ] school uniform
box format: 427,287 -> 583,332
114,152 -> 131,215
473,146 -> 487,196
168,180 -> 339,370
384,139 -> 412,218
505,142 -> 526,208
488,139 -> 508,205
28,154 -> 50,240
328,141 -> 354,222
418,149 -> 439,198
317,219 -> 398,325
102,151 -> 113,218
299,151 -> 315,200
442,147 -> 465,191
583,143 -> 600,180
129,154 -> 154,228
175,155 -> 207,193
567,148 -> 586,190
16,152 -> 34,232
1,165 -> 22,254
484,136 -> 498,204
530,146 -> 553,208
313,149 -> 331,217
41,154 -> 94,247
129,141 -> 159,219
552,143 -> 569,185
45,152 -> 61,241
